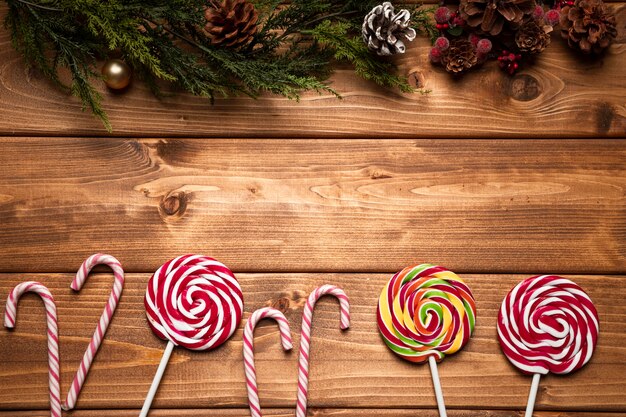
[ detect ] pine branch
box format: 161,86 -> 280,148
307,20 -> 415,93
4,0 -> 437,131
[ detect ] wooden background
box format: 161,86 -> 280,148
0,2 -> 625,417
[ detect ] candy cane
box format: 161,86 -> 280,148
296,285 -> 350,417
62,253 -> 125,410
4,282 -> 61,417
244,307 -> 293,417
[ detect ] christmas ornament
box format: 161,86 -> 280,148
102,59 -> 132,90
362,2 -> 417,56
459,0 -> 537,36
560,0 -> 617,54
516,20 -> 552,54
204,0 -> 259,48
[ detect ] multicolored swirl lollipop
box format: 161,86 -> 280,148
377,264 -> 476,417
498,275 -> 599,417
140,255 -> 244,417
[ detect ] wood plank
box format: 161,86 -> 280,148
2,410 -> 626,417
0,138 -> 624,274
0,273 -> 624,411
0,5 -> 624,137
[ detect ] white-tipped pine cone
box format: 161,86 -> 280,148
362,2 -> 417,56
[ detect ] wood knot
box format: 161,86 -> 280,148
508,74 -> 541,101
159,191 -> 189,219
370,170 -> 392,180
271,297 -> 291,313
408,71 -> 425,89
155,140 -> 184,162
596,102 -> 615,135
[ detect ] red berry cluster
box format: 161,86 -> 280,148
553,0 -> 575,7
498,50 -> 523,75
434,7 -> 465,31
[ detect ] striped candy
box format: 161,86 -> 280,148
296,285 -> 350,417
145,254 -> 243,350
497,275 -> 599,375
377,264 -> 476,363
62,253 -> 125,411
244,307 -> 293,417
4,282 -> 61,417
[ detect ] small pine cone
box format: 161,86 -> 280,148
441,38 -> 478,73
362,2 -> 417,56
204,0 -> 259,48
560,0 -> 617,54
515,19 -> 552,53
460,0 -> 537,36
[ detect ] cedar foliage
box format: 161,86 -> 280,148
4,0 -> 436,131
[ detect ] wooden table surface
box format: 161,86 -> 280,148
0,2 -> 625,416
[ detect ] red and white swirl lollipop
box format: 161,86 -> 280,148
140,255 -> 244,417
498,275 -> 599,417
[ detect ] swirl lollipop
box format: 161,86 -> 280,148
377,264 -> 476,417
498,275 -> 599,417
140,255 -> 244,417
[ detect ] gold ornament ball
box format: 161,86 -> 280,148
102,59 -> 132,90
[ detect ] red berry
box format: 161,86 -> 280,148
476,39 -> 492,54
435,37 -> 450,51
434,7 -> 452,23
429,47 -> 443,63
509,53 -> 516,61
453,17 -> 466,26
545,9 -> 560,26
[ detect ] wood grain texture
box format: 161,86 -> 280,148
0,138 -> 624,274
1,273 -> 624,412
0,5 -> 624,137
2,411 -> 626,417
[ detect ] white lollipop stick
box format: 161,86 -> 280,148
428,356 -> 447,417
525,373 -> 541,417
139,341 -> 175,417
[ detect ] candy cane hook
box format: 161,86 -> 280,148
4,282 -> 61,417
62,253 -> 125,411
244,307 -> 293,417
296,285 -> 350,417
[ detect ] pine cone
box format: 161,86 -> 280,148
441,38 -> 478,73
560,0 -> 617,54
204,0 -> 259,48
362,2 -> 417,56
460,0 -> 537,36
516,19 -> 552,53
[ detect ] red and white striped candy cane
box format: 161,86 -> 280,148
296,285 -> 350,417
4,282 -> 61,417
244,307 -> 293,417
62,253 -> 125,411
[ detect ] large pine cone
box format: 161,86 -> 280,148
460,0 -> 536,36
441,38 -> 478,73
204,0 -> 259,48
362,2 -> 417,56
560,0 -> 617,53
516,19 -> 552,53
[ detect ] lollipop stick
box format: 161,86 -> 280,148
140,341 -> 175,417
428,356 -> 448,417
524,373 -> 541,417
